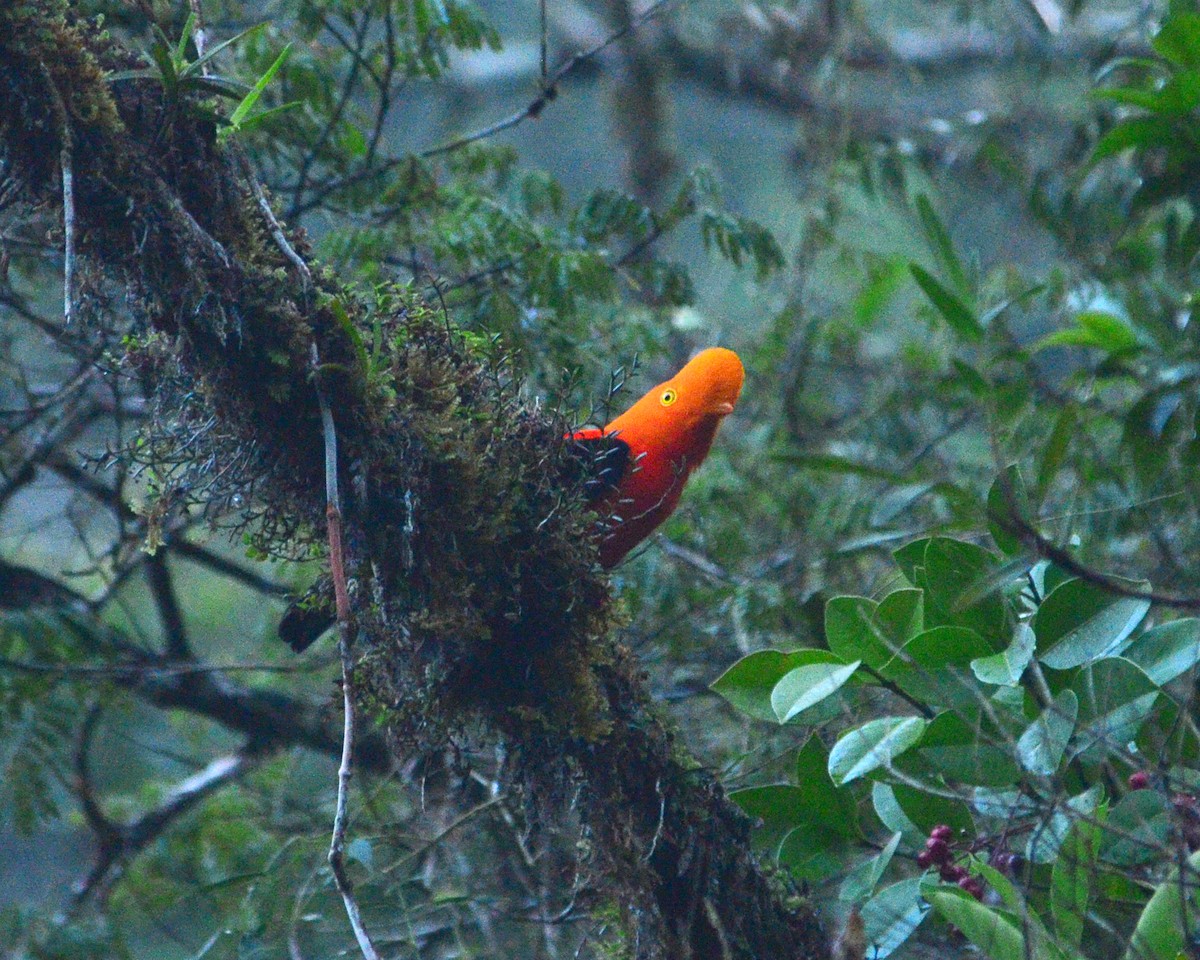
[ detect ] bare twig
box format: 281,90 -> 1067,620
422,0 -> 679,158
311,343 -> 380,960
71,701 -> 260,909
998,503 -> 1200,611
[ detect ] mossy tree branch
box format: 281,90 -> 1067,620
0,5 -> 828,957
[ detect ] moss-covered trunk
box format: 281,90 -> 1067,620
0,5 -> 828,957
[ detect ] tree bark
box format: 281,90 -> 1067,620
0,5 -> 829,957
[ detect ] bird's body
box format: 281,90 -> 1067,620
280,348 -> 743,651
572,347 -> 744,567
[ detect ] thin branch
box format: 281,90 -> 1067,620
73,738 -> 262,908
421,0 -> 679,158
311,343 -> 381,960
145,552 -> 191,660
999,508 -> 1200,611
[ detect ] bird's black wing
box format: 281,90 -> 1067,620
565,431 -> 630,501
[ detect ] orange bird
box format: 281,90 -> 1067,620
571,348 -> 745,568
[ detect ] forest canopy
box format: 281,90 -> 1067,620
3,1 -> 1200,959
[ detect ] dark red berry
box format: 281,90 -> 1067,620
925,838 -> 951,863
959,876 -> 985,900
1128,772 -> 1149,790
942,863 -> 968,882
930,825 -> 953,842
916,850 -> 934,869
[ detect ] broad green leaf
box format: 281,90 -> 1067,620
913,711 -> 1021,787
1122,619 -> 1200,686
712,649 -> 847,723
840,832 -> 902,903
1017,689 -> 1078,776
889,781 -> 975,835
972,623 -> 1037,687
1028,786 -> 1103,865
1123,391 -> 1186,490
825,593 -> 919,671
1100,790 -> 1171,866
793,736 -> 860,839
861,878 -> 929,959
1052,818 -> 1100,950
910,264 -> 983,342
1123,847 -> 1200,960
925,889 -> 1027,960
893,538 -> 932,590
872,782 -> 924,843
777,823 -> 848,883
771,660 -> 860,723
728,785 -> 808,851
829,716 -> 928,785
1034,311 -> 1140,355
881,626 -> 996,708
877,589 -> 925,646
922,537 -> 1009,643
1033,578 -> 1150,670
1070,658 -> 1159,764
825,596 -> 885,669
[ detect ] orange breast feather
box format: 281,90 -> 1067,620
572,348 -> 744,568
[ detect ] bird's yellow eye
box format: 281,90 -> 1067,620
660,388 -> 677,406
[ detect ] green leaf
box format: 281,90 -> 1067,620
1153,13 -> 1200,67
1123,847 -> 1200,960
840,832 -> 902,903
925,889 -> 1027,960
894,538 -> 932,590
922,538 -> 1009,643
1070,658 -> 1159,764
825,595 -> 911,671
987,465 -> 1033,555
872,782 -> 924,843
881,626 -> 996,708
771,660 -> 860,723
1092,116 -> 1179,162
829,716 -> 928,785
777,823 -> 849,882
794,736 -> 860,839
915,194 -> 969,295
1027,786 -> 1104,865
1100,790 -> 1171,866
1016,689 -> 1078,776
913,711 -> 1022,787
1121,619 -> 1200,686
728,785 -> 809,851
861,878 -> 929,959
226,43 -> 293,132
972,623 -> 1037,687
1033,577 -> 1150,670
910,264 -> 983,342
1036,406 -> 1078,507
712,649 -> 848,724
888,781 -> 975,836
1051,818 -> 1101,950
1033,311 -> 1140,355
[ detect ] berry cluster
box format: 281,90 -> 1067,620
915,825 -> 985,899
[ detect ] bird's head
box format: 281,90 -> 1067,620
607,347 -> 745,445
